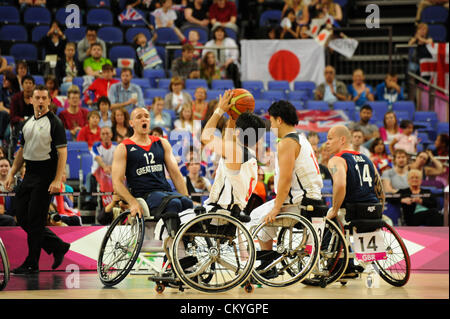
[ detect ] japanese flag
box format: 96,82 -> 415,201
241,39 -> 325,85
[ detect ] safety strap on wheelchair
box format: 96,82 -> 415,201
348,219 -> 385,233
344,202 -> 383,222
298,197 -> 328,219
208,203 -> 251,223
143,194 -> 185,220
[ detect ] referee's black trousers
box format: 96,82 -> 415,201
14,170 -> 65,268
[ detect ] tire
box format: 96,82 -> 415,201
251,213 -> 319,287
97,211 -> 145,287
302,219 -> 349,287
0,238 -> 10,291
372,222 -> 410,287
172,213 -> 255,293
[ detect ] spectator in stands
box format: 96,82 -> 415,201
59,86 -> 89,140
379,111 -> 402,144
97,194 -> 126,225
8,75 -> 35,161
311,0 -> 343,23
171,44 -> 201,80
153,0 -> 180,28
397,169 -> 443,226
15,61 -> 29,91
408,23 -> 433,74
39,21 -> 67,59
282,0 -> 309,26
0,50 -> 12,74
0,157 -> 16,226
307,131 -> 319,148
318,143 -> 332,180
56,42 -> 83,96
209,0 -> 239,33
182,0 -> 211,31
192,87 -> 209,121
266,175 -> 276,201
150,126 -> 165,138
375,73 -> 404,106
382,149 -> 410,193
84,64 -> 119,107
97,96 -> 112,128
76,110 -> 101,150
83,43 -> 113,79
174,102 -> 195,132
431,133 -> 449,187
134,32 -> 164,72
200,51 -> 222,88
409,150 -> 444,179
389,119 -> 418,155
126,0 -> 161,12
280,8 -> 301,39
50,169 -> 82,226
314,65 -> 349,105
351,129 -> 371,157
44,75 -> 62,108
149,96 -> 172,130
108,68 -> 145,113
415,0 -> 449,24
111,107 -> 133,143
347,69 -> 374,107
347,104 -> 380,144
203,26 -> 241,88
177,29 -> 204,61
77,26 -> 107,64
0,71 -> 20,146
370,137 -> 392,174
164,76 -> 192,113
185,161 -> 212,205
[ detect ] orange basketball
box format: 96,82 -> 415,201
228,88 -> 255,120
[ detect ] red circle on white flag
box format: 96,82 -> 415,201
268,50 -> 300,82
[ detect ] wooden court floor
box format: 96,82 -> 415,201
0,271 -> 448,300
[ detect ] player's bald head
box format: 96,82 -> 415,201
329,125 -> 352,142
130,107 -> 148,120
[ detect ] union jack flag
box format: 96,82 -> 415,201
118,7 -> 144,23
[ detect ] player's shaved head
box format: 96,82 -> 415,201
330,125 -> 352,142
130,107 -> 148,120
326,125 -> 352,155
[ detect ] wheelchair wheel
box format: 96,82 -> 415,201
251,213 -> 319,287
302,219 -> 349,287
0,238 -> 10,291
172,213 -> 255,293
97,211 -> 145,287
372,222 -> 410,287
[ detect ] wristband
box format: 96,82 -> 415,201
214,108 -> 225,117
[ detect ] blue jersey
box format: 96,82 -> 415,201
334,150 -> 379,205
123,136 -> 172,197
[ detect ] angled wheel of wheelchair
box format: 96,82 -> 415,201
0,238 -> 10,291
251,213 -> 319,287
171,213 -> 256,293
97,211 -> 145,287
302,219 -> 349,287
372,222 -> 410,287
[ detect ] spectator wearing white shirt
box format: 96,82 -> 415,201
108,68 -> 145,113
153,0 -> 179,28
351,129 -> 371,157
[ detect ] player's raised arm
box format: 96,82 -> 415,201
327,156 -> 347,219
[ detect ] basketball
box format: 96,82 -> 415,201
228,89 -> 255,120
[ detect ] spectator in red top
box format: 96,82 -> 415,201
77,110 -> 101,149
83,64 -> 119,107
59,86 -> 89,139
209,0 -> 238,33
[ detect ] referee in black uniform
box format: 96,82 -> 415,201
5,85 -> 70,274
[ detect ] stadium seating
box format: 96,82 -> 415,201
206,89 -> 222,101
392,101 -> 415,120
31,25 -> 50,43
131,78 -> 151,90
420,5 -> 449,24
33,75 -> 44,85
10,43 -> 38,61
367,101 -> 389,121
254,99 -> 271,115
158,78 -> 172,89
333,101 -> 355,111
294,81 -> 316,99
259,10 -> 282,27
86,0 -> 111,8
125,27 -> 152,44
437,122 -> 449,135
0,6 -> 20,24
0,25 -> 28,42
242,80 -> 264,99
143,68 -> 167,88
121,9 -> 148,27
305,100 -> 329,111
211,79 -> 234,90
155,27 -> 181,45
287,90 -> 309,102
414,111 -> 438,128
86,8 -> 114,26
289,100 -> 304,110
261,90 -> 286,102
224,27 -> 237,41
23,7 -> 51,25
108,45 -> 136,62
268,80 -> 290,92
428,24 -> 447,42
185,79 -> 208,89
98,26 -> 123,44
65,26 -> 87,42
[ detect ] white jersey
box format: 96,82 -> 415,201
204,147 -> 258,211
275,132 -> 323,204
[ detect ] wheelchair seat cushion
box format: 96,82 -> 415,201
349,219 -> 385,233
344,202 -> 383,222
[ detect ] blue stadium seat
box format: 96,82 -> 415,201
420,5 -> 448,24
185,89 -> 196,99
10,43 -> 38,61
305,100 -> 329,111
242,80 -> 264,99
287,90 -> 309,101
261,90 -> 286,102
318,132 -> 328,144
144,88 -> 168,100
108,45 -> 136,62
0,6 -> 20,24
392,101 -> 415,120
182,27 -> 208,44
437,122 -> 449,135
268,80 -> 290,92
131,78 -> 151,90
417,132 -> 432,145
211,79 -> 234,90
0,25 -> 28,42
72,77 -> 84,91
259,10 -> 282,27
23,7 -> 51,25
98,26 -> 123,44
65,26 -> 87,42
395,111 -> 410,123
206,89 -> 222,101
185,79 -> 208,89
143,68 -> 166,88
289,100 -> 304,110
55,8 -> 72,25
254,99 -> 271,115
158,78 -> 171,89
86,0 -> 111,8
428,24 -> 447,42
86,8 -> 113,26
67,150 -> 93,181
333,101 -> 355,111
367,101 -> 389,121
68,141 -> 90,152
33,75 -> 44,85
155,46 -> 167,67
155,27 -> 181,45
125,27 -> 153,44
414,111 -> 438,128
31,25 -> 50,43
224,27 -> 237,41
294,81 -> 316,99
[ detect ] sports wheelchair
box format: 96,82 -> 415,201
303,203 -> 411,288
249,202 -> 325,288
0,237 -> 10,291
97,197 -> 256,293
